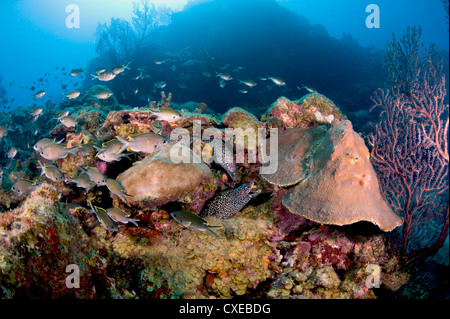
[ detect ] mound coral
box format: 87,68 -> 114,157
221,107 -> 266,156
265,94 -> 346,129
116,144 -> 212,202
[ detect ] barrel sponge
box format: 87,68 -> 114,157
117,144 -> 212,201
282,120 -> 403,231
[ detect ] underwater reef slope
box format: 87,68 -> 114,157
0,91 -> 410,299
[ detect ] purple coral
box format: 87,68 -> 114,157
368,26 -> 449,258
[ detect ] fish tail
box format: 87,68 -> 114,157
68,146 -> 80,156
121,153 -> 132,161
129,218 -> 140,227
87,200 -> 96,214
90,74 -> 97,80
79,166 -> 88,173
207,225 -> 223,235
116,136 -> 129,154
37,160 -> 45,175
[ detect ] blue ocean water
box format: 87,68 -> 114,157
0,0 -> 448,300
0,0 -> 447,110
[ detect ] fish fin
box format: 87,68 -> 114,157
90,74 -> 97,80
207,226 -> 223,235
116,136 -> 129,154
87,200 -> 96,214
79,166 -> 88,173
68,146 -> 80,156
121,153 -> 133,161
128,219 -> 139,227
37,160 -> 44,174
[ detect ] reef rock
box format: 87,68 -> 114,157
265,94 -> 346,129
222,107 -> 266,156
117,144 -> 212,202
0,184 -> 116,298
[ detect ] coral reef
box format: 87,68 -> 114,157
0,184 -> 119,298
265,94 -> 346,129
0,89 -> 416,299
267,226 -> 408,299
221,107 -> 266,156
114,215 -> 275,298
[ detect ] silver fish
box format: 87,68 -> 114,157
7,147 -> 17,159
91,71 -> 116,81
94,90 -> 113,99
116,133 -> 168,154
82,167 -> 107,186
106,207 -> 139,226
37,161 -> 64,183
154,81 -> 167,89
0,126 -> 8,139
96,151 -> 131,163
40,144 -> 78,161
68,174 -> 96,192
149,107 -> 181,123
70,68 -> 84,76
88,201 -> 118,232
95,138 -> 123,155
112,62 -> 130,75
238,79 -> 257,87
65,90 -> 81,99
200,182 -> 261,219
59,115 -> 78,128
105,178 -> 132,202
11,179 -> 37,196
33,138 -> 64,152
170,211 -> 223,235
267,76 -> 286,86
216,72 -> 232,81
